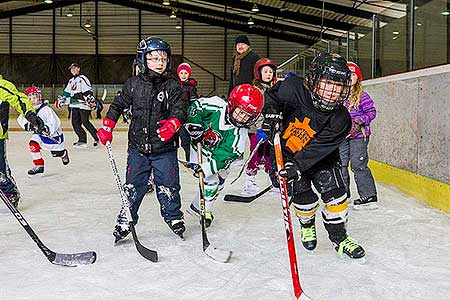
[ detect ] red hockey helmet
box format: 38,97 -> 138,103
253,58 -> 276,81
228,84 -> 264,127
25,86 -> 42,105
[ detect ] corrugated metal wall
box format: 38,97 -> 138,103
0,1 -> 305,95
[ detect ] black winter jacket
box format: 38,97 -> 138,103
228,50 -> 260,95
107,70 -> 187,154
263,76 -> 352,173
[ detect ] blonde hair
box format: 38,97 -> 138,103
348,80 -> 363,109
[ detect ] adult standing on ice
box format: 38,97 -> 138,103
97,37 -> 187,242
59,63 -> 99,148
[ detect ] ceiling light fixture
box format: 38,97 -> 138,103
416,22 -> 422,26
251,4 -> 259,12
247,17 -> 254,25
163,0 -> 170,6
175,22 -> 181,29
170,10 -> 176,18
392,31 -> 399,35
66,12 -> 73,17
44,0 -> 53,3
84,18 -> 92,28
441,11 -> 450,16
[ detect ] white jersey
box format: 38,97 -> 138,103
64,74 -> 92,110
17,103 -> 65,151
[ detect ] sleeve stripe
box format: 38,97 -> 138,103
0,85 -> 30,115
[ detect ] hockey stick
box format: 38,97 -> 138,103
33,130 -> 62,145
273,132 -> 312,300
223,185 -> 273,203
0,190 -> 96,267
101,88 -> 107,102
230,138 -> 264,185
105,142 -> 158,263
197,143 -> 232,263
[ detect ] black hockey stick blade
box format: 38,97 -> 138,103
130,223 -> 158,263
223,185 -> 273,203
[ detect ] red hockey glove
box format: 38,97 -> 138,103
97,118 -> 116,145
156,118 -> 181,142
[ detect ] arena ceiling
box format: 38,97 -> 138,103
0,0 -> 419,45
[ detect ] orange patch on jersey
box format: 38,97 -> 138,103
282,117 -> 316,153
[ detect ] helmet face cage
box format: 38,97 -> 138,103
306,53 -> 352,111
136,37 -> 171,74
228,84 -> 264,128
25,87 -> 42,106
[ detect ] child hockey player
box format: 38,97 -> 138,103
185,84 -> 264,227
0,75 -> 47,207
177,62 -> 198,161
339,61 -> 378,210
241,58 -> 278,196
262,53 -> 366,260
97,37 -> 187,241
18,86 -> 69,176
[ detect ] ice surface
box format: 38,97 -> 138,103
1,131 -> 449,300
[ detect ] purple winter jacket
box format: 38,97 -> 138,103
344,91 -> 377,140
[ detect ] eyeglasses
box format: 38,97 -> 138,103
147,57 -> 168,64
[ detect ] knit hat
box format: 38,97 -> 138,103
235,35 -> 250,46
177,63 -> 192,77
347,62 -> 363,81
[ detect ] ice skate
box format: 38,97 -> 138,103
61,149 -> 70,165
168,219 -> 185,239
27,165 -> 44,176
113,211 -> 130,244
240,175 -> 261,196
353,195 -> 378,210
300,223 -> 317,252
73,141 -> 87,148
189,203 -> 214,228
5,193 -> 20,208
334,236 -> 366,262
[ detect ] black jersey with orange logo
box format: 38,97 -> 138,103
263,75 -> 351,173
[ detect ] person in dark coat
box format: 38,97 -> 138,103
228,35 -> 260,96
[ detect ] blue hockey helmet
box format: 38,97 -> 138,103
136,36 -> 172,74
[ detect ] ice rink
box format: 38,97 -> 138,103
1,131 -> 449,300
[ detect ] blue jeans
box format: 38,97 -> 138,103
339,138 -> 377,199
0,139 -> 19,196
126,148 -> 183,224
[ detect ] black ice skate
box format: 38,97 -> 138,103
61,149 -> 70,165
113,223 -> 131,244
300,222 -> 317,252
334,237 -> 366,260
113,211 -> 131,244
353,195 -> 378,210
189,203 -> 214,228
5,193 -> 20,208
28,165 -> 44,176
168,219 -> 185,239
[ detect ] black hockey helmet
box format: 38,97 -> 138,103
306,52 -> 352,111
136,36 -> 172,74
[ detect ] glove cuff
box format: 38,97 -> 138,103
102,118 -> 116,131
168,118 -> 181,131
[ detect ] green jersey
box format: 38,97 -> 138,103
186,96 -> 247,178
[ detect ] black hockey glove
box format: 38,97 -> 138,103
24,122 -> 35,132
278,161 -> 301,183
262,112 -> 283,143
25,112 -> 48,135
185,124 -> 204,145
